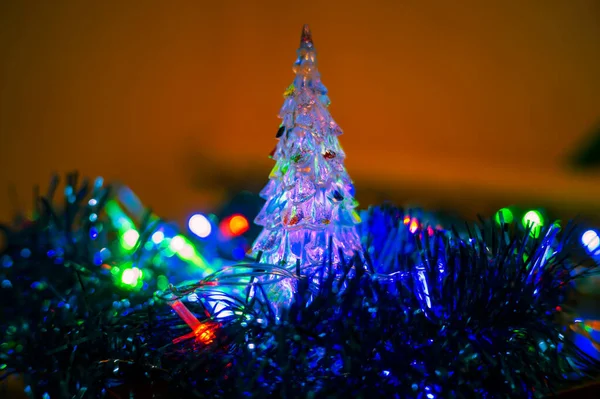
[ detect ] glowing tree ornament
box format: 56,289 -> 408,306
251,25 -> 362,268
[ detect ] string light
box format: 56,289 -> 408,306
168,235 -> 212,271
582,230 -> 600,254
170,236 -> 185,252
494,208 -> 514,224
229,215 -> 249,235
220,214 -> 250,237
121,229 -> 139,250
121,267 -> 142,287
522,210 -> 544,238
409,218 -> 419,234
170,300 -> 220,345
157,275 -> 169,291
151,230 -> 165,244
189,214 -> 212,238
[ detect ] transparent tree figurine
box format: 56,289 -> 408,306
251,25 -> 362,275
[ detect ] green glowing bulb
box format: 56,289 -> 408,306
163,234 -> 211,271
494,208 -> 513,224
157,275 -> 169,291
121,229 -> 139,250
121,267 -> 142,287
178,243 -> 196,260
522,210 -> 544,238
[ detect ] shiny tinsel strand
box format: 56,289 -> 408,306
1,177 -> 598,398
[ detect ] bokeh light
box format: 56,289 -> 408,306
122,229 -> 140,250
178,243 -> 196,260
409,218 -> 419,234
232,245 -> 246,260
189,214 -> 212,238
170,235 -> 185,252
165,234 -> 211,270
121,267 -> 142,287
220,214 -> 250,237
151,230 -> 164,244
582,230 -> 600,254
157,275 -> 169,291
494,208 -> 514,224
229,215 -> 249,236
522,210 -> 544,238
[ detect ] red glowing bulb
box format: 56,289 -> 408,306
220,214 -> 250,237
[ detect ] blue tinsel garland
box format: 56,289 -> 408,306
0,175 -> 598,398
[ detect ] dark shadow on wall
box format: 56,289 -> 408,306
569,120 -> 600,170
183,148 -> 268,196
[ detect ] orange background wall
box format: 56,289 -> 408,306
1,0 -> 600,226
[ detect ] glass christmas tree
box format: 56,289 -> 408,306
251,25 -> 362,270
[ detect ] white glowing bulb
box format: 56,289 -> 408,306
121,267 -> 142,286
170,236 -> 185,252
179,243 -> 195,259
582,230 -> 600,253
151,231 -> 164,244
122,229 -> 139,249
189,214 -> 212,238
